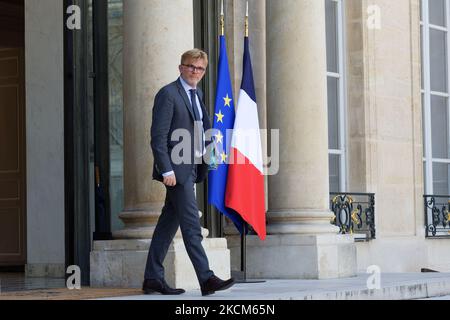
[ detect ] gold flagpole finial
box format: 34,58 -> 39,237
220,0 -> 225,36
245,1 -> 249,37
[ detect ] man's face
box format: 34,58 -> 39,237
179,58 -> 207,87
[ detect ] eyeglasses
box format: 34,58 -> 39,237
182,64 -> 206,73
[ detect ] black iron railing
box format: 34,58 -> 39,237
330,192 -> 376,241
424,195 -> 450,238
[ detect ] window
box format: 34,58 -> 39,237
326,0 -> 347,192
108,0 -> 124,231
421,0 -> 450,195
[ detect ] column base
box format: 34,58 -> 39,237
90,238 -> 231,290
227,234 -> 357,279
113,209 -> 209,239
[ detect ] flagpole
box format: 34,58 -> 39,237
245,1 -> 249,37
242,1 -> 248,282
241,223 -> 247,281
237,2 -> 249,284
218,0 -> 224,239
220,0 -> 224,36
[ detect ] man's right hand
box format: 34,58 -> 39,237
163,174 -> 177,187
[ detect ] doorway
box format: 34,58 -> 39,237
0,0 -> 26,267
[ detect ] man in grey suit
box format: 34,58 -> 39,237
143,49 -> 235,296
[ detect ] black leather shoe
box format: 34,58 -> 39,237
200,275 -> 235,296
142,279 -> 185,295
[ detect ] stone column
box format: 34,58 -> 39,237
227,0 -> 356,280
91,0 -> 230,289
112,0 -> 195,239
266,0 -> 337,235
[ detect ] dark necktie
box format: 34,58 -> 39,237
189,89 -> 201,121
189,89 -> 203,156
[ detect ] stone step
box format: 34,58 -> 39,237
97,273 -> 450,300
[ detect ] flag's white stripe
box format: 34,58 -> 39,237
230,89 -> 264,173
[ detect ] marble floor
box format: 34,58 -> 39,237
98,273 -> 450,300
3,272 -> 450,300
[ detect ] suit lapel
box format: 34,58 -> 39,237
197,89 -> 205,110
176,78 -> 195,121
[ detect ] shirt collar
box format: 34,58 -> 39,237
179,76 -> 196,92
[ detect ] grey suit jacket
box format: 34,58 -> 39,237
151,78 -> 212,185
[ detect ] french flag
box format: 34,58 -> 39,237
225,36 -> 266,241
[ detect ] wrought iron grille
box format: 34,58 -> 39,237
329,193 -> 376,241
424,195 -> 450,238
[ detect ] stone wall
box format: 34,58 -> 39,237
25,0 -> 65,278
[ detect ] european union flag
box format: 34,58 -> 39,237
208,35 -> 244,233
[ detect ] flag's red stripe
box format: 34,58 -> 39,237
225,148 -> 266,240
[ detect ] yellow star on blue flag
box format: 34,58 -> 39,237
223,94 -> 232,107
215,110 -> 225,123
220,152 -> 227,163
214,131 -> 224,144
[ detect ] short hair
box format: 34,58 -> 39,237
181,49 -> 208,65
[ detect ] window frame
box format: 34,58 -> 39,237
421,0 -> 450,195
326,0 -> 348,193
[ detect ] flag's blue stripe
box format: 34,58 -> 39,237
240,37 -> 257,102
208,35 -> 244,233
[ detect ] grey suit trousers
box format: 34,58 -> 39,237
144,165 -> 214,284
